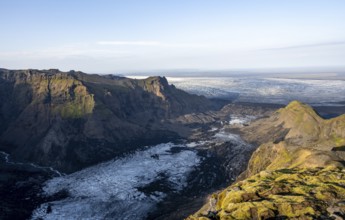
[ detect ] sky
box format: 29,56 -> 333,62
0,0 -> 345,73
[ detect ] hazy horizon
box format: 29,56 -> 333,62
1,0 -> 345,73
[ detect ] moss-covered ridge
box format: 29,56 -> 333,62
240,101 -> 345,178
188,166 -> 345,220
188,101 -> 345,219
276,100 -> 345,146
242,101 -> 345,148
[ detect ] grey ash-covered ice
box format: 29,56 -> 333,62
32,143 -> 201,220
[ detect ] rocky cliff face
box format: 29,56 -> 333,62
0,69 -> 214,173
189,101 -> 345,220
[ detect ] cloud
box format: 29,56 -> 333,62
97,41 -> 210,48
97,41 -> 162,46
262,41 -> 345,51
0,46 -> 131,60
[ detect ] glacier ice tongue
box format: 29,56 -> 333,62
31,143 -> 201,220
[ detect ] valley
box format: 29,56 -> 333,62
1,69 -> 345,219
2,1 -> 345,219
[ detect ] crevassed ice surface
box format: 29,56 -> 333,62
31,143 -> 201,220
228,115 -> 257,125
167,77 -> 345,105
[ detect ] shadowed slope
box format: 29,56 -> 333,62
0,69 -> 214,173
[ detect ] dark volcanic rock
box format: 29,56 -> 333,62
0,69 -> 215,173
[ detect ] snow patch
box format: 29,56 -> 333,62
186,141 -> 210,148
229,115 -> 256,125
214,132 -> 243,142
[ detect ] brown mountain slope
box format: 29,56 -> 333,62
0,69 -> 214,173
188,101 -> 345,220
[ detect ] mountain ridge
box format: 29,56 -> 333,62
188,101 -> 345,219
0,68 -> 215,173
240,100 -> 345,179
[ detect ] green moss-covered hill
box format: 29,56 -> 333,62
241,101 -> 345,178
188,101 -> 345,220
189,166 -> 345,220
0,69 -> 214,173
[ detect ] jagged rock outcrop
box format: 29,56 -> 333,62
0,69 -> 214,173
188,101 -> 345,220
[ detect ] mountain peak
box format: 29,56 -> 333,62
276,101 -> 321,132
286,100 -> 306,109
144,76 -> 169,86
140,76 -> 170,100
240,101 -> 345,176
284,100 -> 317,115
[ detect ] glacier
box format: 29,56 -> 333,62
31,143 -> 201,220
167,77 -> 345,105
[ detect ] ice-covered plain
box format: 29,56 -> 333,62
31,143 -> 201,220
167,77 -> 345,105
